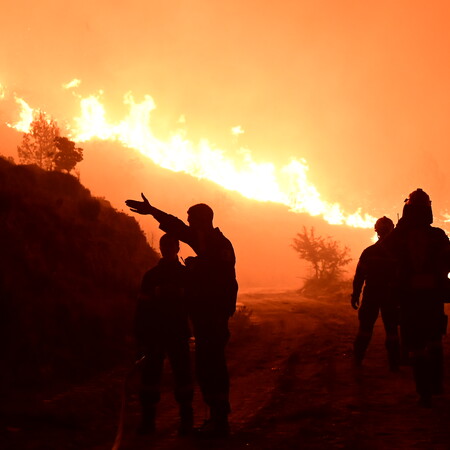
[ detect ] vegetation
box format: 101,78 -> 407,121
53,136 -> 83,173
292,226 -> 352,294
17,111 -> 83,174
0,156 -> 158,389
229,304 -> 254,341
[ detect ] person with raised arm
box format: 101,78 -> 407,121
126,194 -> 238,436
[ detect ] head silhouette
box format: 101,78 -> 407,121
159,234 -> 180,260
187,203 -> 214,231
402,188 -> 433,226
374,216 -> 394,239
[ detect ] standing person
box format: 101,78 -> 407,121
126,194 -> 238,437
351,216 -> 400,370
386,188 -> 450,406
135,233 -> 194,435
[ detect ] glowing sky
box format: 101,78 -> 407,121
1,0 -> 450,221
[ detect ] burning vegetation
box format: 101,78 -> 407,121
17,111 -> 83,174
3,81 -> 377,229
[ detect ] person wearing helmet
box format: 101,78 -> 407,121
351,216 -> 400,370
386,189 -> 450,407
126,194 -> 238,437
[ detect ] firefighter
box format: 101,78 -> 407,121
126,194 -> 238,437
351,216 -> 400,370
386,189 -> 450,406
135,233 -> 193,435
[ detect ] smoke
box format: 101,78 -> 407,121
1,2 -> 450,287
73,140 -> 371,290
2,2 -> 450,214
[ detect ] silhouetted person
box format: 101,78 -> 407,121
386,189 -> 450,407
126,194 -> 238,437
351,216 -> 400,370
135,233 -> 193,435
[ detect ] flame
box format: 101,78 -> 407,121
4,84 -> 379,228
62,79 -> 81,89
9,96 -> 34,132
231,125 -> 244,135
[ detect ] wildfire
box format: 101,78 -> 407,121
3,82 -> 378,229
10,96 -> 34,133
62,79 -> 81,89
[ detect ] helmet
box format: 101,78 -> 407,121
402,188 -> 433,225
374,216 -> 394,237
405,188 -> 431,206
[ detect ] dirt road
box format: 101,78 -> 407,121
2,290 -> 450,449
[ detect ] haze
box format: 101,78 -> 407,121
1,1 -> 449,287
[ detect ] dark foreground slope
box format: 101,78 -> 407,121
1,291 -> 449,449
0,157 -> 158,390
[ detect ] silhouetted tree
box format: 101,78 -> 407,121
292,226 -> 352,284
17,111 -> 60,170
17,112 -> 83,174
54,136 -> 83,174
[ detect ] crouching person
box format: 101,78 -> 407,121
135,234 -> 194,435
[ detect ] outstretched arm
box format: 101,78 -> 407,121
125,193 -> 166,221
125,193 -> 191,243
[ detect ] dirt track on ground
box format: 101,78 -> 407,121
2,290 -> 450,449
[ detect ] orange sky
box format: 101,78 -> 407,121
1,1 -> 449,286
2,1 -> 449,220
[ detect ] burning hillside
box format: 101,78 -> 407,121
3,81 -> 378,229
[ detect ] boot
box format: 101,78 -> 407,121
137,395 -> 157,435
178,404 -> 194,436
412,354 -> 432,407
197,407 -> 229,438
429,345 -> 444,395
137,410 -> 156,435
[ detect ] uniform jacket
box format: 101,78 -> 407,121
353,239 -> 396,302
156,212 -> 238,317
135,258 -> 190,345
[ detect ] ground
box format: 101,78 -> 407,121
2,290 -> 450,449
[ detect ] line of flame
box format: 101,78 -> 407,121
6,87 -> 377,229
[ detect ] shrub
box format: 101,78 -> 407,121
292,226 -> 352,295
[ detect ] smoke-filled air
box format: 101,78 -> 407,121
2,2 -> 450,448
2,1 -> 450,288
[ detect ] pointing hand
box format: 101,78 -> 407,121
125,193 -> 152,215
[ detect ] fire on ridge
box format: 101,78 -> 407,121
3,79 -> 377,229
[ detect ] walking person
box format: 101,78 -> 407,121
386,189 -> 450,406
351,216 -> 400,370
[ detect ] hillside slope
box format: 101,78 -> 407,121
0,157 -> 158,389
